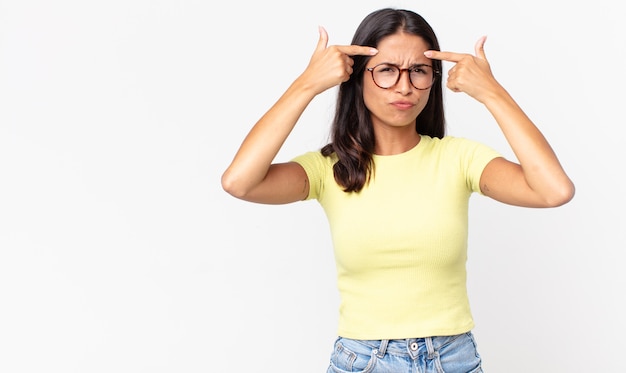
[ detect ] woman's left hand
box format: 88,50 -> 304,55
425,37 -> 502,104
428,37 -> 575,208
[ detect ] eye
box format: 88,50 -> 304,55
410,65 -> 430,75
376,64 -> 399,74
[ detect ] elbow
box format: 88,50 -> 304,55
221,170 -> 249,200
544,180 -> 576,207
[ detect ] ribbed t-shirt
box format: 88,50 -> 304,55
292,135 -> 501,339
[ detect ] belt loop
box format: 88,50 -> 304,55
374,339 -> 389,358
425,337 -> 437,360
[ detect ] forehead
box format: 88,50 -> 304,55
371,32 -> 430,64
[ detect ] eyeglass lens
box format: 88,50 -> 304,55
371,64 -> 435,90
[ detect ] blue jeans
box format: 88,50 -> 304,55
326,332 -> 483,373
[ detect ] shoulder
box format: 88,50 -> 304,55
417,135 -> 482,154
434,135 -> 482,147
290,150 -> 337,200
426,135 -> 497,155
291,150 -> 336,178
420,135 -> 501,173
292,150 -> 335,167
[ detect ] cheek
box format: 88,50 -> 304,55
362,82 -> 382,113
417,91 -> 431,111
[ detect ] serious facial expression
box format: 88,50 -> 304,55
363,32 -> 433,130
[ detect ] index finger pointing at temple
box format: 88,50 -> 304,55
424,50 -> 464,62
337,44 -> 379,57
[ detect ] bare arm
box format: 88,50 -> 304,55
221,27 -> 378,204
425,37 -> 575,208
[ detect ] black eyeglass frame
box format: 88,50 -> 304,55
366,63 -> 441,90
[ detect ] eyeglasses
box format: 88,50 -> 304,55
366,63 -> 439,90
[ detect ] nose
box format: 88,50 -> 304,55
395,69 -> 413,94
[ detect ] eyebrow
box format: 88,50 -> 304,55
379,62 -> 432,67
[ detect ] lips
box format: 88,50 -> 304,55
390,101 -> 415,110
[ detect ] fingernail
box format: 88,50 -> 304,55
424,51 -> 433,57
370,48 -> 378,55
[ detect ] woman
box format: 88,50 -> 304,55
222,8 -> 574,373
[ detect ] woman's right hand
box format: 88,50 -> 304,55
222,27 -> 377,204
298,26 -> 378,95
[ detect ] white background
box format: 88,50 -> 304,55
1,0 -> 624,372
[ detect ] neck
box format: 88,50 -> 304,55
374,129 -> 421,156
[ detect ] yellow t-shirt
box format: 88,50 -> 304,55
292,135 -> 501,339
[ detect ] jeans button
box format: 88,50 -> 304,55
410,342 -> 418,351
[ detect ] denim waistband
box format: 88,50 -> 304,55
373,338 -> 436,359
345,333 -> 466,360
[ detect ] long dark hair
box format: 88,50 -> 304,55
320,8 -> 445,193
